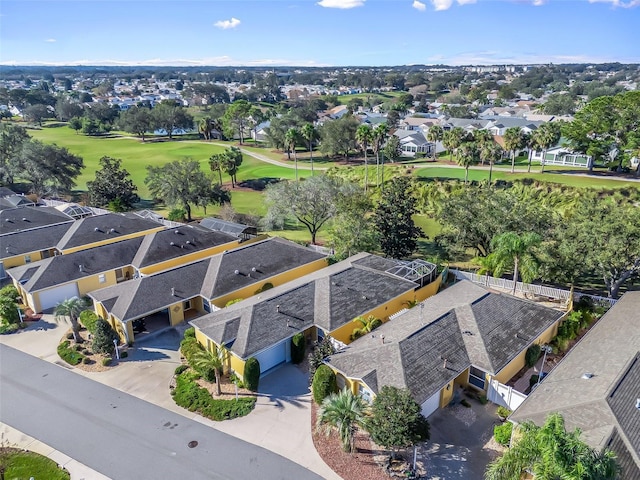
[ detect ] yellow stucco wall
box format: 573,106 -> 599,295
493,315 -> 562,385
330,276 -> 443,345
169,302 -> 185,325
440,380 -> 455,407
60,226 -> 164,255
138,235 -> 268,276
211,257 -> 328,308
4,251 -> 44,269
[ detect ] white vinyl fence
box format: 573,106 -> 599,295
449,269 -> 618,308
487,379 -> 527,411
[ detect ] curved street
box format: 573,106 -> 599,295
0,343 -> 324,480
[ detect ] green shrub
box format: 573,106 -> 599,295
525,344 -> 541,368
312,365 -> 337,404
201,366 -> 217,383
175,364 -> 189,375
555,337 -> 570,352
479,395 -> 488,405
92,318 -> 119,354
529,374 -> 540,388
57,341 -> 84,366
244,357 -> 260,392
496,406 -> 512,419
291,333 -> 306,364
308,336 -> 336,385
75,343 -> 85,352
493,422 -> 513,446
0,323 -> 20,334
102,357 -> 112,367
82,349 -> 91,355
120,351 -> 128,358
172,372 -> 256,421
225,298 -> 243,307
254,282 -> 274,294
82,357 -> 92,365
167,208 -> 186,222
229,372 -> 244,389
461,399 -> 471,408
184,327 -> 195,338
180,336 -> 205,372
79,310 -> 99,334
66,332 -> 74,340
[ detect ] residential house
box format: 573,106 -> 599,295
530,146 -> 593,169
326,105 -> 349,119
199,218 -> 258,242
250,121 -> 270,142
191,254 -> 442,379
9,225 -> 254,312
393,130 -> 436,158
1,206 -> 73,237
324,280 -> 566,418
89,237 -> 327,343
510,291 -> 640,479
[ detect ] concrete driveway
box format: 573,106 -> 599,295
0,319 -> 340,480
421,398 -> 503,479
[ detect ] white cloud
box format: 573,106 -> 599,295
588,0 -> 639,6
45,38 -> 56,43
532,0 -> 546,5
431,0 -> 453,10
456,0 -> 477,5
214,17 -> 241,29
412,1 -> 427,11
317,0 -> 365,8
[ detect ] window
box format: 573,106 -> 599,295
98,274 -> 106,283
359,385 -> 372,404
24,255 -> 31,264
468,366 -> 487,390
336,374 -> 346,391
184,299 -> 192,310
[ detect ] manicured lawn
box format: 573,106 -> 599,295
0,448 -> 70,480
335,91 -> 403,105
415,166 -> 639,189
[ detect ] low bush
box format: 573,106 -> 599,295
184,327 -> 195,338
496,406 -> 512,419
57,341 -> 84,366
494,422 -> 513,446
120,351 -> 128,358
525,344 -> 541,368
180,336 -> 205,369
175,364 -> 189,375
312,365 -> 337,404
102,357 -> 112,367
478,395 -> 488,405
291,333 -> 306,364
82,349 -> 91,355
229,372 -> 244,389
172,371 -> 256,421
461,399 -> 471,408
75,343 -> 85,352
82,357 -> 92,365
0,323 -> 20,334
529,374 -> 540,388
225,298 -> 243,307
254,282 -> 274,294
244,357 -> 260,392
79,310 -> 99,334
66,332 -> 74,340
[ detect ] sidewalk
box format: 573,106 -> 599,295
0,422 -> 110,480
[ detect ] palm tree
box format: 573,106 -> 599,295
457,141 -> 479,184
350,315 -> 382,340
316,389 -> 368,453
199,117 -> 213,141
490,231 -> 542,294
449,127 -> 466,162
209,153 -> 224,185
480,142 -> 504,185
473,254 -> 498,286
192,345 -> 228,396
503,127 -> 523,174
356,124 -> 373,191
474,129 -> 494,164
426,125 -> 443,161
485,413 -> 619,480
532,122 -> 561,173
372,123 -> 388,186
285,128 -> 300,181
54,296 -> 89,343
300,123 -> 317,175
442,130 -> 456,161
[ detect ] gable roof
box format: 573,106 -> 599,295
0,206 -> 73,236
56,213 -> 162,251
131,224 -> 237,269
0,223 -> 73,260
326,281 -> 564,405
7,237 -> 144,292
510,291 -> 640,478
191,253 -> 420,359
89,237 -> 325,322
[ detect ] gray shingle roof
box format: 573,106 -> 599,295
1,223 -> 72,260
199,218 -> 257,238
1,206 -> 73,236
131,224 -> 237,269
56,213 -> 162,251
7,237 -> 144,291
326,280 -> 563,405
0,195 -> 35,210
510,291 -> 640,477
192,253 -> 421,360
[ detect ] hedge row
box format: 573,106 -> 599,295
172,371 -> 255,421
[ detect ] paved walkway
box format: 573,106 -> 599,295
0,318 -> 340,480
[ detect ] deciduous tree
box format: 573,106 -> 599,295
17,140 -> 84,196
87,156 -> 139,210
151,100 -> 193,140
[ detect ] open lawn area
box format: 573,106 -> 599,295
334,91 -> 404,105
0,448 -> 70,480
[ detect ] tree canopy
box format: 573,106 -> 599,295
87,156 -> 139,211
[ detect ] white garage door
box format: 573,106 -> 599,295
39,283 -> 80,311
421,390 -> 441,418
254,339 -> 288,375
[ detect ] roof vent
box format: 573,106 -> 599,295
170,242 -> 175,246
581,372 -> 594,380
174,229 -> 180,234
186,240 -> 191,245
22,217 -> 27,221
234,269 -> 240,275
276,304 -> 280,313
251,267 -> 256,273
78,264 -> 83,272
636,398 -> 640,410
94,227 -> 100,232
109,228 -> 116,233
171,287 -> 175,296
380,334 -> 385,345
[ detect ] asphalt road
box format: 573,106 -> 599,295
0,344 -> 323,480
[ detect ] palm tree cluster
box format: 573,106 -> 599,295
440,127 -> 504,184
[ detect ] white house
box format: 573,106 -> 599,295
394,130 -> 436,158
530,146 -> 593,168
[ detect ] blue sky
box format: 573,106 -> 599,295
1,0 -> 638,66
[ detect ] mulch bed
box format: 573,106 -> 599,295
311,402 -> 392,480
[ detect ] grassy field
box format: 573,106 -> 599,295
335,91 -> 404,105
0,449 -> 70,480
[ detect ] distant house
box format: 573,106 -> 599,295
250,121 -> 270,142
393,130 -> 436,158
326,105 -> 349,119
191,254 -> 441,379
530,146 -> 593,169
324,281 -> 566,418
510,291 -> 640,479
